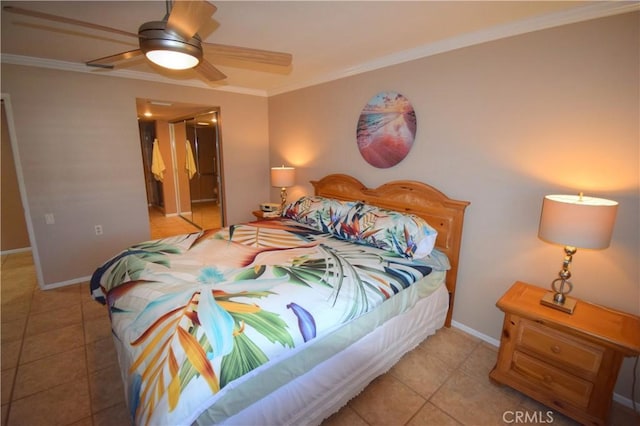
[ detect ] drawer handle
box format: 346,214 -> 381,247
550,345 -> 561,354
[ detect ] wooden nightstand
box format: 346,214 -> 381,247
251,210 -> 281,220
489,281 -> 640,426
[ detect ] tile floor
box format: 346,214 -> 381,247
1,251 -> 130,426
2,216 -> 638,425
148,207 -> 200,240
148,204 -> 222,240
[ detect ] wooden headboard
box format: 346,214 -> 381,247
311,174 -> 470,327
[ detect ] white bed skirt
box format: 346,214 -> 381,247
218,283 -> 449,426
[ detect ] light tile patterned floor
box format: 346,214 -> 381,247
148,207 -> 200,240
1,214 -> 638,425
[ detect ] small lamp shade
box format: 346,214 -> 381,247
538,194 -> 618,250
271,166 -> 296,188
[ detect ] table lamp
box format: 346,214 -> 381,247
537,193 -> 618,314
271,166 -> 295,211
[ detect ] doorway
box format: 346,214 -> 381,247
136,99 -> 225,238
1,99 -> 30,252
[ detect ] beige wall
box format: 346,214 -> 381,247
1,101 -> 30,251
1,66 -> 270,286
269,12 -> 639,402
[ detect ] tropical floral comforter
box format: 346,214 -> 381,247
90,219 -> 449,425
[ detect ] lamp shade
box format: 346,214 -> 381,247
538,194 -> 618,249
271,166 -> 295,188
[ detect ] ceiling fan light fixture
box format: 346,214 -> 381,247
139,21 -> 203,70
145,49 -> 199,70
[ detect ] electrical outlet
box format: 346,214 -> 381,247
94,225 -> 103,236
44,213 -> 55,225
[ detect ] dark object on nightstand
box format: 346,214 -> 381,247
490,281 -> 640,426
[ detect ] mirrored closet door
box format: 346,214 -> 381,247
180,111 -> 223,230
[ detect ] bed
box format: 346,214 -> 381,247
90,174 -> 469,426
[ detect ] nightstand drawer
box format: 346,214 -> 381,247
511,351 -> 593,408
517,319 -> 603,375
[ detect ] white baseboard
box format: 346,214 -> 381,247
451,320 -> 500,347
451,321 -> 639,412
41,275 -> 92,290
612,392 -> 639,413
1,247 -> 31,256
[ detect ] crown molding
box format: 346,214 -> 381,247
0,54 -> 269,97
266,1 -> 640,96
2,1 -> 637,98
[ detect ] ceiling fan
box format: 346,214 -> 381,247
3,0 -> 293,82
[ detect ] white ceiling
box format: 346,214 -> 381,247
1,1 -> 637,98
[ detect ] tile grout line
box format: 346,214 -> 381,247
347,401 -> 371,426
4,252 -> 37,426
83,284 -> 133,424
419,337 -> 484,425
4,269 -> 93,426
81,284 -> 97,426
342,330 -> 484,426
402,400 -> 429,426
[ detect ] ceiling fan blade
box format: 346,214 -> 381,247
166,0 -> 217,40
2,5 -> 137,38
86,49 -> 143,69
203,43 -> 292,67
196,59 -> 227,81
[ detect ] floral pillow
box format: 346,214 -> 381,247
283,196 -> 354,233
284,197 -> 438,258
334,202 -> 438,259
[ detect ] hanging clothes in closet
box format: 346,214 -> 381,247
151,138 -> 166,182
185,139 -> 197,180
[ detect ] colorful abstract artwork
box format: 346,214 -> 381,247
356,92 -> 417,168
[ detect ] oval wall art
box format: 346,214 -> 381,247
356,91 -> 417,168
